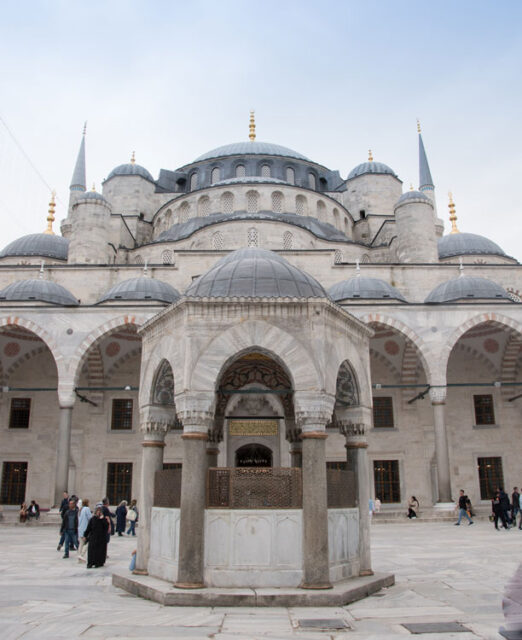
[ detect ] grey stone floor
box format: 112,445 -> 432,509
0,519 -> 518,639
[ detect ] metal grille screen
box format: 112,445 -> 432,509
154,468 -> 182,508
326,468 -> 356,508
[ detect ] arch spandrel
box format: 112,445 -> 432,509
138,334 -> 180,409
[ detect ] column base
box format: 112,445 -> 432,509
359,569 -> 374,577
299,582 -> 333,590
132,569 -> 148,576
174,581 -> 206,590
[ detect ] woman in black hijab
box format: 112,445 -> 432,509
85,506 -> 109,568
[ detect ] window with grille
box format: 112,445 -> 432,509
308,173 -> 316,190
134,254 -> 143,265
474,395 -> 495,425
261,164 -> 271,178
296,195 -> 306,215
211,167 -> 220,184
334,250 -> 343,264
9,398 -> 31,429
373,460 -> 400,503
478,457 -> 504,499
179,202 -> 190,223
106,462 -> 132,504
283,231 -> 293,249
286,167 -> 295,184
162,250 -> 173,265
221,192 -> 234,214
326,461 -> 347,470
1,461 -> 27,505
163,463 -> 182,470
247,227 -> 258,247
190,172 -> 198,191
111,399 -> 133,430
198,196 -> 210,217
272,191 -> 283,213
212,232 -> 224,250
236,164 -> 246,178
246,191 -> 258,213
373,397 -> 394,428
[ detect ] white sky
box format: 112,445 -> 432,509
1,0 -> 521,259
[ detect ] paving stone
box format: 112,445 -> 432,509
401,621 -> 471,633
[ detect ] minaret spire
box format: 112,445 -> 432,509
418,119 -> 434,191
70,122 -> 87,192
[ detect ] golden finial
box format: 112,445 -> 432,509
249,110 -> 256,141
91,183 -> 96,192
44,191 -> 56,235
131,151 -> 136,165
417,119 -> 421,134
410,183 -> 414,191
368,149 -> 373,162
448,191 -> 459,234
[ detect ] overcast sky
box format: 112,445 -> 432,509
1,0 -> 521,259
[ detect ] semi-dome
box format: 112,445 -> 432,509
106,162 -> 154,183
347,161 -> 397,180
76,190 -> 110,205
425,275 -> 512,304
329,276 -> 407,302
395,190 -> 431,207
186,247 -> 327,299
0,279 -> 78,306
194,141 -> 310,163
99,277 -> 181,304
0,233 -> 69,260
438,232 -> 506,259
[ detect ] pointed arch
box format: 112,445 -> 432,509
151,359 -> 175,405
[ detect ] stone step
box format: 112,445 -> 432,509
371,510 -> 492,524
0,510 -> 61,527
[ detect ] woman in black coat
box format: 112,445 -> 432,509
115,501 -> 127,536
85,507 -> 109,568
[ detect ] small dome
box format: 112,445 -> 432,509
425,275 -> 512,304
395,190 -> 432,207
194,141 -> 309,163
106,163 -> 154,183
0,234 -> 69,260
347,161 -> 397,180
329,276 -> 406,302
76,190 -> 110,205
438,232 -> 506,259
99,277 -> 181,304
186,248 -> 327,299
0,279 -> 78,306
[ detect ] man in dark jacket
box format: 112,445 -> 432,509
57,491 -> 70,550
499,488 -> 512,526
455,490 -> 474,525
512,487 -> 520,527
60,499 -> 79,558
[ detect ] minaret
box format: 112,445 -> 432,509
417,120 -> 437,214
70,123 -> 87,192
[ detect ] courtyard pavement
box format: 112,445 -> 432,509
0,519 -> 519,639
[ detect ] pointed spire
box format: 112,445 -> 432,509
70,123 -> 87,192
448,192 -> 459,234
368,149 -> 373,162
43,191 -> 56,235
249,110 -> 256,141
418,121 -> 434,190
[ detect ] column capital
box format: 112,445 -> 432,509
207,430 -> 223,445
178,410 -> 213,434
140,421 -> 169,442
429,385 -> 447,405
294,392 -> 335,434
339,421 -> 369,447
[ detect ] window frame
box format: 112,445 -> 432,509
110,398 -> 134,431
373,459 -> 401,504
473,394 -> 496,426
9,397 -> 32,429
106,462 -> 133,505
372,396 -> 395,430
477,456 -> 504,500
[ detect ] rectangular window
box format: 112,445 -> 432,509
474,395 -> 495,425
163,463 -> 182,470
106,462 -> 132,504
111,399 -> 133,430
478,457 -> 504,500
373,460 -> 400,503
1,461 -> 28,505
373,397 -> 394,428
326,461 -> 347,471
9,398 -> 31,429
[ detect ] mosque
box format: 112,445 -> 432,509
0,113 -> 520,590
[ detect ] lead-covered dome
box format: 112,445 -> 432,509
186,248 -> 327,299
347,161 -> 397,180
194,141 -> 309,162
425,275 -> 512,304
106,162 -> 154,183
438,232 -> 506,259
0,279 -> 78,306
329,276 -> 406,302
99,277 -> 181,304
395,190 -> 431,207
0,234 -> 69,260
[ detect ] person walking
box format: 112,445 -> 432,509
499,488 -> 512,526
77,499 -> 92,563
115,500 -> 127,536
126,499 -> 138,536
407,496 -> 419,519
454,490 -> 474,525
492,491 -> 509,530
84,506 -> 109,568
60,499 -> 79,558
57,491 -> 70,551
511,487 -> 520,526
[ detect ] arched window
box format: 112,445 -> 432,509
134,254 -> 144,265
236,164 -> 246,178
212,231 -> 224,250
317,200 -> 326,221
295,195 -> 307,216
164,209 -> 172,227
247,227 -> 258,247
286,167 -> 295,185
211,167 -> 220,184
271,191 -> 283,213
333,208 -> 340,228
361,254 -> 370,264
198,196 -> 210,217
308,173 -> 316,190
246,190 -> 258,213
162,249 -> 173,265
334,250 -> 343,264
156,216 -> 162,232
179,201 -> 190,223
221,191 -> 234,214
190,172 -> 198,191
283,231 -> 293,249
261,164 -> 271,178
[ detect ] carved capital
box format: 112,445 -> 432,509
429,386 -> 447,405
287,427 -> 302,444
339,420 -> 368,447
207,430 -> 223,445
294,392 -> 335,433
177,409 -> 213,434
140,421 -> 169,441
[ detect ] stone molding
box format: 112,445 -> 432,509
429,386 -> 447,405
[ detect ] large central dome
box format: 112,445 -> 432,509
194,141 -> 310,163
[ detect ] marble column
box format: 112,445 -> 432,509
340,421 -> 372,576
54,400 -> 74,507
206,430 -> 221,469
430,386 -> 452,502
175,411 -> 211,588
135,422 -> 168,574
